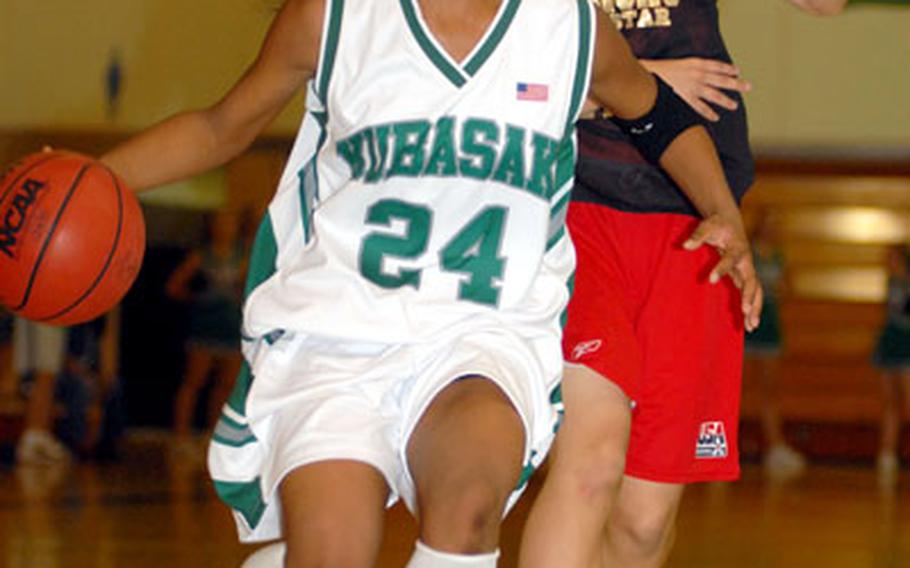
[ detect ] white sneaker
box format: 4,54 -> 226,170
877,452 -> 898,487
16,430 -> 71,465
764,444 -> 807,479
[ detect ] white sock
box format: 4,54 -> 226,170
241,542 -> 285,568
405,540 -> 500,567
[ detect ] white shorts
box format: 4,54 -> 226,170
209,320 -> 563,542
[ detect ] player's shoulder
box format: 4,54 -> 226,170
287,0 -> 326,25
263,0 -> 327,73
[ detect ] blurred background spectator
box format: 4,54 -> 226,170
872,244 -> 910,485
745,210 -> 808,479
165,209 -> 246,456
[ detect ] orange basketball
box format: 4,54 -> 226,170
0,151 -> 145,325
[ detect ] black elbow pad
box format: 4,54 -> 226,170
610,74 -> 705,164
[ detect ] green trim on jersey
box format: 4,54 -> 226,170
516,380 -> 566,491
545,0 -> 591,252
226,361 -> 253,417
213,478 -> 267,530
564,0 -> 594,138
400,0 -> 521,88
298,112 -> 326,244
463,0 -> 521,76
305,0 -> 340,240
546,137 -> 575,252
547,226 -> 566,251
213,415 -> 256,448
560,271 -> 575,330
298,162 -> 316,243
399,0 -> 467,87
316,0 -> 345,100
550,382 -> 564,406
550,192 -> 571,223
516,449 -> 539,491
244,214 -> 279,298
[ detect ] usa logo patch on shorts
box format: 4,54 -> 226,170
695,421 -> 728,459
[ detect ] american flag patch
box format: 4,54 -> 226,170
516,82 -> 548,102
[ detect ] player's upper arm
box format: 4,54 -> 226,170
206,0 -> 325,143
586,9 -> 657,120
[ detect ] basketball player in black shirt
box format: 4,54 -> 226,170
522,2 -> 846,566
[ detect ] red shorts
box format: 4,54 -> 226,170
563,202 -> 743,483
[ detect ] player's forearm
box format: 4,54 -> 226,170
101,109 -> 250,192
659,126 -> 743,222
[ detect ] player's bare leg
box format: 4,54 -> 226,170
280,460 -> 389,568
173,347 -> 214,440
520,365 -> 632,568
407,376 -> 524,556
602,477 -> 684,568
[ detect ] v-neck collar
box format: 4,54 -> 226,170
399,0 -> 521,88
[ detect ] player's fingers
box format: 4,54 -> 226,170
752,285 -> 765,331
688,97 -> 720,122
729,269 -> 744,290
683,219 -> 714,250
734,251 -> 762,330
743,281 -> 764,332
698,86 -> 738,111
702,73 -> 752,93
709,254 -> 737,285
692,58 -> 740,77
740,274 -> 758,316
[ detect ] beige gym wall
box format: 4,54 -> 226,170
721,1 -> 910,154
0,0 -> 302,134
1,1 -> 908,151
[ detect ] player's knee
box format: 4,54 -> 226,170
552,437 -> 627,506
608,503 -> 676,557
283,513 -> 374,567
419,479 -> 507,552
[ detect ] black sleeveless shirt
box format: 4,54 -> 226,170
574,0 -> 755,216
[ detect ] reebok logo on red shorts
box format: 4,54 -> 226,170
695,421 -> 728,459
570,339 -> 603,360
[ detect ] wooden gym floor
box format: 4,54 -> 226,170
1,432 -> 908,568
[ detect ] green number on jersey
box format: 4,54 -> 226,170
360,200 -> 506,306
440,206 -> 506,306
359,199 -> 431,289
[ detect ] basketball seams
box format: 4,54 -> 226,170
0,152 -> 60,206
36,166 -> 126,323
13,163 -> 92,312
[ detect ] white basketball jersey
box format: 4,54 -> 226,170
211,0 -> 596,540
243,0 -> 595,344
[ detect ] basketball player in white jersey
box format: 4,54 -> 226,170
100,0 -> 759,565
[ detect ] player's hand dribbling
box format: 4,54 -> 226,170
641,58 -> 752,122
683,214 -> 763,332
